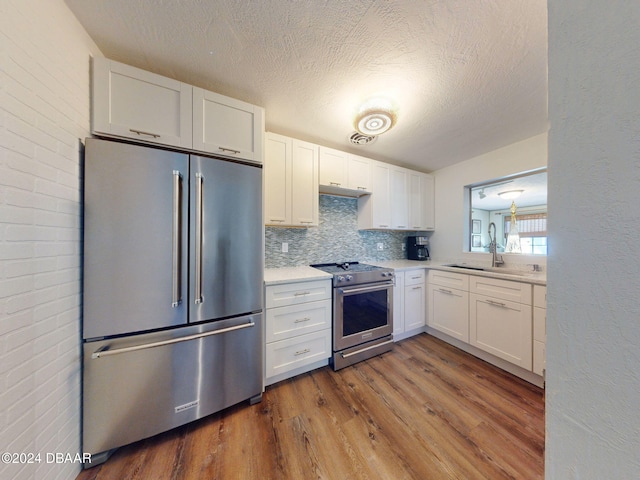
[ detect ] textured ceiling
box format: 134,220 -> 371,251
64,0 -> 548,172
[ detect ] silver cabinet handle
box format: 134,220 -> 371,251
357,186 -> 367,190
172,170 -> 183,308
379,224 -> 389,228
341,339 -> 394,359
91,321 -> 256,359
412,286 -> 422,290
294,348 -> 310,356
329,182 -> 341,186
219,146 -> 240,155
194,172 -> 204,304
438,288 -> 453,294
294,291 -> 311,296
486,299 -> 507,308
269,219 -> 285,222
294,317 -> 311,323
129,128 -> 160,138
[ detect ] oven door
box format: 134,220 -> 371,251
334,281 -> 393,351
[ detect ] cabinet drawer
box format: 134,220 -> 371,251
533,306 -> 546,342
266,299 -> 331,342
404,269 -> 426,286
428,270 -> 469,290
265,280 -> 331,309
265,329 -> 331,378
533,285 -> 547,308
469,276 -> 532,304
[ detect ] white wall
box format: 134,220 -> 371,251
430,133 -> 547,264
0,1 -> 100,478
547,2 -> 640,478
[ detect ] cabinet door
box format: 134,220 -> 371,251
291,139 -> 319,226
391,168 -> 409,229
193,87 -> 264,163
264,133 -> 291,225
319,147 -> 347,187
371,162 -> 392,228
423,173 -> 435,230
427,284 -> 469,342
92,57 -> 192,149
347,155 -> 371,192
404,282 -> 425,331
408,172 -> 434,231
392,272 -> 405,337
469,293 -> 532,369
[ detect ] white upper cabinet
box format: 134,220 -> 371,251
193,87 -> 264,163
319,147 -> 371,196
291,139 -> 319,226
264,133 -> 318,227
92,57 -> 264,161
264,133 -> 291,225
91,57 -> 193,149
390,167 -> 409,229
409,172 -> 435,231
346,155 -> 371,192
319,147 -> 347,187
358,161 -> 392,229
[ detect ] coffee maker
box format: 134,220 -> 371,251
407,236 -> 430,261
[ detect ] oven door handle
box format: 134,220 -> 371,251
338,283 -> 393,295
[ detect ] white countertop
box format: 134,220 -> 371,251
264,266 -> 333,285
265,260 -> 546,286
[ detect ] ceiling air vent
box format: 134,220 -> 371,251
348,131 -> 377,145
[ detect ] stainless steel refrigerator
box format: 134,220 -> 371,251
82,138 -> 263,464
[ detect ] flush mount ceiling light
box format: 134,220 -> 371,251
354,98 -> 397,136
498,189 -> 524,200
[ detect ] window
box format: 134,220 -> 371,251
504,213 -> 547,255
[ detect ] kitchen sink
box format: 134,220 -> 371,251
443,264 -> 536,276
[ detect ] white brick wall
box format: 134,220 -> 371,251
1,1 -> 100,478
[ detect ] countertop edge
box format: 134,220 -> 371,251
264,266 -> 333,286
265,262 -> 546,286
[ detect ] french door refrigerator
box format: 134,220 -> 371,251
82,138 -> 263,464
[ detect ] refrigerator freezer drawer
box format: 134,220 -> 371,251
82,313 -> 263,457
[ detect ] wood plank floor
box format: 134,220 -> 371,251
77,334 -> 544,480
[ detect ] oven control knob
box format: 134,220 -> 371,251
337,275 -> 345,282
346,275 -> 353,281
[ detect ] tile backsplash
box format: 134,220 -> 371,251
265,195 -> 425,268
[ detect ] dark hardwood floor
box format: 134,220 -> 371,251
77,334 -> 545,480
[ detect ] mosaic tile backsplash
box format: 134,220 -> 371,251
265,195 -> 427,268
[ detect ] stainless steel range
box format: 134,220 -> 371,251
311,262 -> 394,370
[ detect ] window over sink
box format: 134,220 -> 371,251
465,168 -> 547,255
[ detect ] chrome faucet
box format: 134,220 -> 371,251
488,222 -> 504,267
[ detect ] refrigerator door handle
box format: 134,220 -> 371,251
91,321 -> 256,359
172,170 -> 183,308
194,172 -> 204,304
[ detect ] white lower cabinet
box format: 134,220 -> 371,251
393,269 -> 426,341
427,270 -> 470,342
392,272 -> 405,337
404,270 -> 426,331
264,280 -> 332,385
533,285 -> 547,376
469,277 -> 532,370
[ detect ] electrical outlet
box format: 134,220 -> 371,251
401,244 -> 406,251
377,243 -> 384,251
281,242 -> 288,253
